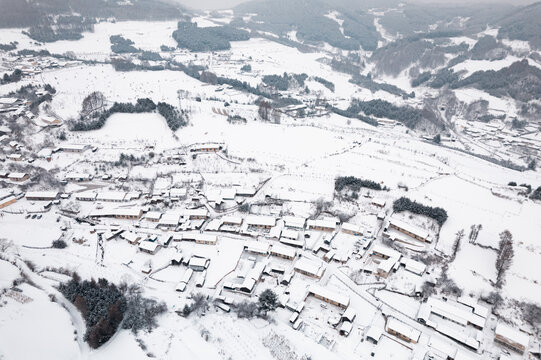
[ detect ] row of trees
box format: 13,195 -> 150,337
262,73 -> 308,91
350,74 -> 413,98
335,176 -> 384,192
495,230 -> 514,288
330,105 -> 379,127
345,99 -> 424,129
72,95 -> 187,132
393,197 -> 448,226
313,76 -> 335,92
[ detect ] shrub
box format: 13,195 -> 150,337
234,300 -> 258,319
122,292 -> 167,333
52,239 -> 67,249
258,289 -> 278,313
531,186 -> 541,200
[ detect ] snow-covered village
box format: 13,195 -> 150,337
0,0 -> 540,359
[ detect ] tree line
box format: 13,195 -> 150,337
71,96 -> 187,132
335,176 -> 384,192
393,196 -> 448,226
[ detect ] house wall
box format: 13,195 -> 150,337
386,328 -> 417,344
308,292 -> 347,309
494,335 -> 525,354
0,198 -> 16,209
270,252 -> 294,260
10,175 -> 29,182
310,225 -> 334,232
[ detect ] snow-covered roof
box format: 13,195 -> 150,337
0,195 -> 16,206
145,211 -> 162,220
180,268 -> 194,283
170,188 -> 187,197
0,97 -> 19,105
308,284 -> 349,308
366,322 -> 384,342
457,296 -> 490,319
281,228 -> 298,240
377,257 -> 398,273
183,208 -> 208,217
89,208 -> 142,218
386,317 -> 420,342
138,240 -> 160,252
60,144 -> 89,151
0,125 -> 12,133
342,307 -> 356,322
423,297 -> 487,330
121,232 -> 141,242
245,240 -> 270,254
195,233 -> 217,243
400,257 -> 427,275
282,216 -> 306,229
270,244 -> 296,258
25,191 -> 59,199
8,172 -> 27,179
65,172 -> 91,179
389,218 -> 430,240
75,191 -> 96,200
372,244 -> 401,259
342,222 -> 363,234
280,237 -> 304,248
371,198 -> 386,206
246,215 -> 276,227
339,321 -> 353,334
221,188 -> 236,200
222,215 -> 243,225
295,258 -> 325,277
96,191 -> 126,201
307,219 -> 337,229
189,256 -> 208,268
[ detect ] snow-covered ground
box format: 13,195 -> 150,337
0,13 -> 540,360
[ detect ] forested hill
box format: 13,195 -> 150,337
233,0 -> 381,51
496,1 -> 541,49
452,60 -> 541,103
0,0 -> 183,29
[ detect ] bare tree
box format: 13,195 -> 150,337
271,109 -> 281,124
495,230 -> 514,288
82,91 -> 106,117
451,229 -> 464,261
258,101 -> 271,121
200,71 -> 218,85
